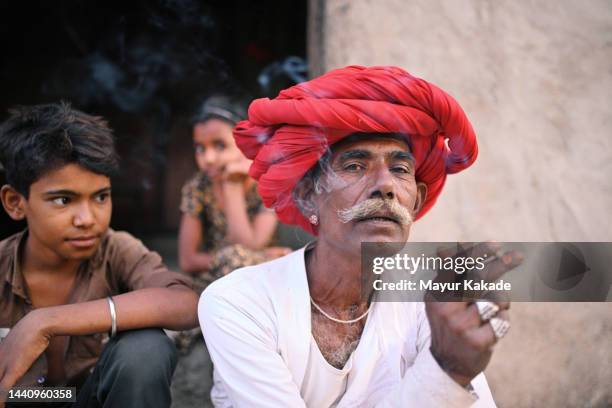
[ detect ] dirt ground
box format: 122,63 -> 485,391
171,336 -> 214,408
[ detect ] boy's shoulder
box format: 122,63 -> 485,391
101,228 -> 143,245
0,230 -> 26,279
0,229 -> 145,272
0,230 -> 23,253
95,228 -> 151,262
94,229 -> 191,291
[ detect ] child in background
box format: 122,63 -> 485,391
178,95 -> 290,291
0,103 -> 198,408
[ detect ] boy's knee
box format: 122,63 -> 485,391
90,329 -> 177,407
106,329 -> 177,381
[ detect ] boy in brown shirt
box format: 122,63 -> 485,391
0,103 -> 198,407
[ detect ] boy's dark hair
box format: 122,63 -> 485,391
0,102 -> 119,197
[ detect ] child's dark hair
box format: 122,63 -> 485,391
0,102 -> 119,197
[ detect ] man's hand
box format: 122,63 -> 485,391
426,301 -> 511,386
0,310 -> 51,395
425,242 -> 523,387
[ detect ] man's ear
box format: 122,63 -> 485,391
413,182 -> 428,215
0,185 -> 27,221
293,177 -> 317,215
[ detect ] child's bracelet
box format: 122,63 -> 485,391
106,296 -> 117,338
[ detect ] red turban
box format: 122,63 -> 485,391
234,65 -> 478,235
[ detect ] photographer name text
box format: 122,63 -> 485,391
373,279 -> 512,292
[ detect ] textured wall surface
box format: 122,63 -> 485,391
310,0 -> 612,242
309,0 -> 612,406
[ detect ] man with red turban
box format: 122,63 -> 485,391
199,66 -> 521,407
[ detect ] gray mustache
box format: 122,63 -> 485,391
336,199 -> 414,225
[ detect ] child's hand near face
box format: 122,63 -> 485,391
223,157 -> 252,183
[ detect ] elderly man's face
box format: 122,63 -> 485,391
311,135 -> 427,254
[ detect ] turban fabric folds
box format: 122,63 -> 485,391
234,66 -> 478,235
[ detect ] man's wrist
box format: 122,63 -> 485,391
403,348 -> 478,406
429,347 -> 473,387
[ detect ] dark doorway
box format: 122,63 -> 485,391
0,0 -> 307,240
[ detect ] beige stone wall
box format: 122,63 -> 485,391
309,0 -> 612,406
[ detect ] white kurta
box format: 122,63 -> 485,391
199,247 -> 497,408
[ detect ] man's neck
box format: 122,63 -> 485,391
307,239 -> 371,369
306,239 -> 372,311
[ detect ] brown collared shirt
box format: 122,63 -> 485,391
0,228 -> 193,388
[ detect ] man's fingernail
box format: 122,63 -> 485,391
502,254 -> 513,265
514,251 -> 524,262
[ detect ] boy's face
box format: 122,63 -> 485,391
20,163 -> 112,261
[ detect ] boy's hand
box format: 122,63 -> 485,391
0,310 -> 52,394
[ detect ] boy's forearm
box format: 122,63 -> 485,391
36,287 -> 199,337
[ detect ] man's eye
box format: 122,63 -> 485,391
344,163 -> 365,171
52,197 -> 70,206
195,145 -> 205,154
95,193 -> 110,203
391,166 -> 412,174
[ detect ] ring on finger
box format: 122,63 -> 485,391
489,317 -> 511,340
475,300 -> 500,322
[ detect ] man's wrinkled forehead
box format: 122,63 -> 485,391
329,132 -> 414,163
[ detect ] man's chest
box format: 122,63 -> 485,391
311,313 -> 365,369
304,313 -> 412,408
